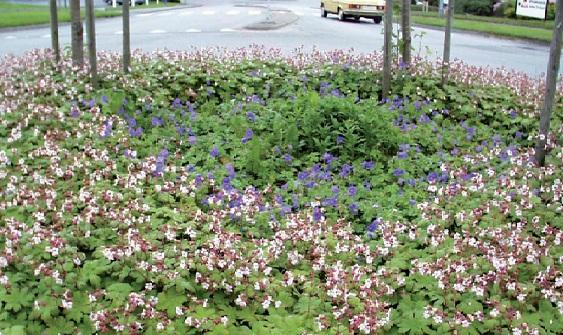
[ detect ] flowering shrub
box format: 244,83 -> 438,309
0,47 -> 561,334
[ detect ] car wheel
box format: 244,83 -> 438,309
373,16 -> 382,24
321,6 -> 327,18
338,8 -> 345,21
354,16 -> 360,21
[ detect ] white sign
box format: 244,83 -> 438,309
516,0 -> 548,19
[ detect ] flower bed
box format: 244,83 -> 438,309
0,47 -> 561,334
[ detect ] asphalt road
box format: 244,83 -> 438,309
0,0 -> 559,77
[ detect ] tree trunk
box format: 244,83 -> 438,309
382,0 -> 393,100
441,0 -> 454,86
49,0 -> 60,64
535,0 -> 562,166
70,0 -> 83,67
123,0 -> 131,73
85,0 -> 98,88
401,0 -> 411,67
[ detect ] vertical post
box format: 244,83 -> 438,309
146,0 -> 149,5
70,0 -> 83,67
132,0 -> 135,8
113,0 -> 116,8
85,0 -> 98,88
441,0 -> 454,86
49,0 -> 60,64
382,0 -> 393,99
401,0 -> 411,67
535,0 -> 562,166
123,0 -> 131,73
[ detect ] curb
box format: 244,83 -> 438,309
244,10 -> 299,31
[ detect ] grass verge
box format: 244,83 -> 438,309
0,0 -> 178,29
411,15 -> 553,43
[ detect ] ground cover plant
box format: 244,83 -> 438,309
0,47 -> 562,334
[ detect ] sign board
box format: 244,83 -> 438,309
516,0 -> 548,19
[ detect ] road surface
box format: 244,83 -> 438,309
0,0 -> 559,77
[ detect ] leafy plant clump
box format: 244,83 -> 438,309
0,48 -> 562,334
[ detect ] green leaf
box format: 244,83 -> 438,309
157,290 -> 187,318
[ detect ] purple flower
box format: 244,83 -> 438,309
101,95 -> 109,104
427,172 -> 438,183
189,136 -> 197,145
336,135 -> 345,145
367,219 -> 380,237
362,161 -> 374,170
349,203 -> 359,215
323,153 -> 336,165
242,128 -> 254,144
347,185 -> 357,197
70,106 -> 79,118
210,145 -> 219,158
392,169 -> 405,177
129,127 -> 143,137
313,207 -> 322,222
246,112 -> 256,122
283,154 -> 292,163
172,98 -> 183,109
331,185 -> 340,194
226,164 -> 236,178
102,120 -> 112,138
151,117 -> 164,127
398,151 -> 408,159
339,164 -> 353,178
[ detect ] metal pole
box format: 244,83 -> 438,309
49,0 -> 60,64
441,0 -> 454,86
123,0 -> 131,73
382,0 -> 393,99
85,0 -> 98,88
535,0 -> 562,166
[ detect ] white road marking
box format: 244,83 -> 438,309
185,28 -> 202,33
42,34 -> 51,38
220,28 -> 236,32
180,11 -> 193,16
294,11 -> 304,16
5,36 -> 16,39
248,10 -> 262,15
115,30 -> 123,35
150,29 -> 166,34
202,10 -> 216,15
137,13 -> 153,17
226,10 -> 240,15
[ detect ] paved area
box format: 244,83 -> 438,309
0,0 -> 559,77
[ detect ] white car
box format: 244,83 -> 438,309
321,0 -> 386,24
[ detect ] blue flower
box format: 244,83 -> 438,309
347,185 -> 357,197
323,153 -> 335,165
392,169 -> 405,177
367,219 -> 380,237
101,95 -> 109,104
210,145 -> 219,158
151,117 -> 163,127
313,207 -> 322,222
128,127 -> 143,137
189,136 -> 197,145
246,112 -> 256,122
339,164 -> 353,178
102,120 -> 112,138
349,203 -> 359,215
283,154 -> 293,163
362,161 -> 374,170
336,135 -> 345,145
241,128 -> 253,144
